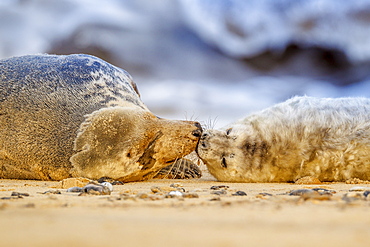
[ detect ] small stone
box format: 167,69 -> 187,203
210,189 -> 227,195
364,191 -> 370,198
210,185 -> 229,190
210,197 -> 221,201
182,193 -> 199,198
100,182 -> 113,192
349,186 -> 370,192
168,191 -> 183,197
82,183 -> 111,195
232,191 -> 247,196
150,186 -> 162,193
136,193 -> 149,199
289,189 -> 316,196
256,193 -> 273,199
345,178 -> 370,184
11,192 -> 29,197
97,177 -> 124,185
39,190 -> 61,195
66,187 -> 83,193
170,183 -> 183,188
258,193 -> 273,196
311,188 -> 336,194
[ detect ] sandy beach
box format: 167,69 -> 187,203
1,171 -> 370,247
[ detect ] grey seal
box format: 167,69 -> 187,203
0,54 -> 202,181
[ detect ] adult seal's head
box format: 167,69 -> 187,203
198,96 -> 370,183
0,54 -> 202,181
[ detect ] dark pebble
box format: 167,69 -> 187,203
82,184 -> 111,195
289,189 -> 316,196
66,187 -> 83,193
258,193 -> 273,196
311,188 -> 336,194
210,185 -> 229,190
40,190 -> 61,195
97,177 -> 124,185
364,191 -> 370,198
11,192 -> 29,197
232,191 -> 247,196
210,190 -> 227,195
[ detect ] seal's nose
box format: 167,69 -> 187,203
192,122 -> 203,138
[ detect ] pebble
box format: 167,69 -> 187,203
289,189 -> 317,196
39,190 -> 61,195
97,177 -> 124,185
288,188 -> 335,201
136,193 -> 149,199
210,185 -> 229,190
1,192 -> 30,199
182,193 -> 199,198
210,190 -> 227,195
232,191 -> 247,196
67,182 -> 113,195
82,183 -> 111,195
150,186 -> 178,193
170,183 -> 183,188
100,182 -> 113,192
66,187 -> 83,193
168,191 -> 183,197
349,186 -> 370,192
364,191 -> 370,198
11,192 -> 30,197
258,193 -> 273,196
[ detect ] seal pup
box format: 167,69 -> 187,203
0,54 -> 202,181
198,96 -> 370,182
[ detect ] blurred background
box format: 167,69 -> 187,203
2,0 -> 370,128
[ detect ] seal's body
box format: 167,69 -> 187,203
198,96 -> 370,182
0,54 -> 202,181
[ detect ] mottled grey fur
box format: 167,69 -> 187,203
0,54 -> 201,181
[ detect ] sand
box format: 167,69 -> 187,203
1,174 -> 370,247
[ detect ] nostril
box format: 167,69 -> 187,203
192,129 -> 202,137
194,122 -> 203,131
201,132 -> 209,139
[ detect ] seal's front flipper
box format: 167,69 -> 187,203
153,159 -> 202,179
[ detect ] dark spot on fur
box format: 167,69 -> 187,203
138,131 -> 163,171
221,157 -> 227,168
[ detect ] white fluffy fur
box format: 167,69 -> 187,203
198,96 -> 370,182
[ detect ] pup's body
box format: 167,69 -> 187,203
198,96 -> 370,182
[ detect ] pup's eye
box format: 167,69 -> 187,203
221,157 -> 227,168
226,128 -> 232,135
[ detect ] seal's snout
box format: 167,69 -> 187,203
191,122 -> 203,138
